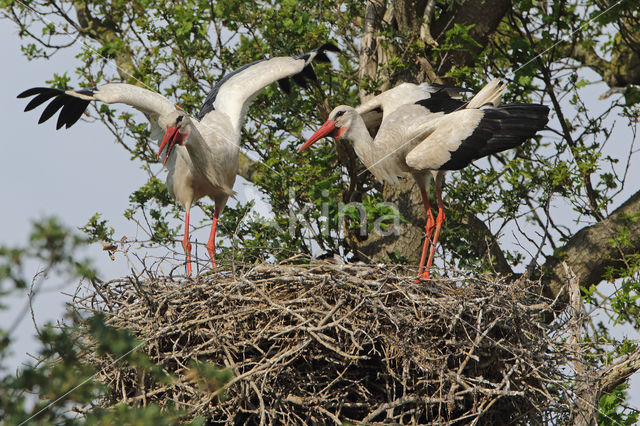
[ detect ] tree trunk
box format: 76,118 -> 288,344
353,0 -> 510,264
356,179 -> 425,263
543,189 -> 640,302
352,0 -> 640,306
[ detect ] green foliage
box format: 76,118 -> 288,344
0,299 -> 223,423
84,403 -> 205,426
2,0 -> 640,420
213,200 -> 305,264
80,213 -> 115,243
0,246 -> 27,291
85,313 -> 168,382
604,212 -> 640,327
125,176 -> 178,243
598,383 -> 640,426
45,73 -> 71,89
0,217 -> 96,292
341,194 -> 405,236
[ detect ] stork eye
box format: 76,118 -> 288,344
176,115 -> 184,123
335,110 -> 345,118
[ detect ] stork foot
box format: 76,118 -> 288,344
413,268 -> 431,284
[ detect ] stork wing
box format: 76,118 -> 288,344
412,79 -> 506,114
405,104 -> 549,171
355,82 -> 470,133
197,43 -> 339,127
17,83 -> 177,139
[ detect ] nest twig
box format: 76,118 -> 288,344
73,262 -> 581,424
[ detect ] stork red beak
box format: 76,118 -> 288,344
298,120 -> 338,152
158,126 -> 182,166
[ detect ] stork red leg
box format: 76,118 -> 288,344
182,209 -> 193,275
422,180 -> 446,280
416,188 -> 436,281
206,207 -> 220,269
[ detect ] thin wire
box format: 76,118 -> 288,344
7,0 -> 306,421
12,0 -> 305,180
423,273 -> 630,425
352,0 -> 625,177
17,338 -> 148,426
10,0 -> 634,423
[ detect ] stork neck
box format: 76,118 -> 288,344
215,93 -> 258,136
233,97 -> 255,135
345,115 -> 377,171
182,123 -> 214,173
182,123 -> 203,152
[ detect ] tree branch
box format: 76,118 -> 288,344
358,0 -> 388,100
600,346 -> 640,395
419,0 -> 438,47
391,0 -> 427,35
431,0 -> 511,74
459,207 -> 514,276
572,345 -> 640,425
73,2 -> 135,82
555,39 -> 640,93
543,189 -> 640,300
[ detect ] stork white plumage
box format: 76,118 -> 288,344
18,43 -> 339,275
299,79 -> 549,280
354,81 -> 472,129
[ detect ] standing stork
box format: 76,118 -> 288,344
18,43 -> 339,275
299,79 -> 549,280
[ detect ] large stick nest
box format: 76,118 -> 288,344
74,263 -> 578,424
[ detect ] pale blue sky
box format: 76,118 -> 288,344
0,17 -> 265,374
1,14 -> 638,417
1,20 -> 149,369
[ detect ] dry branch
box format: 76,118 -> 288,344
72,263 -> 608,424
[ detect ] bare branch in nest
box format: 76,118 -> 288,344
71,263 -> 618,424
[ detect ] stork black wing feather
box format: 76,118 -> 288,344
439,104 -> 549,170
293,42 -> 340,61
314,51 -> 330,63
64,99 -> 91,129
292,73 -> 308,88
439,127 -> 494,170
57,97 -> 90,129
277,78 -> 292,94
289,63 -> 321,90
316,42 -> 340,54
24,89 -> 62,112
197,59 -> 264,120
38,95 -> 67,124
415,91 -> 468,114
301,64 -> 317,82
197,43 -> 338,120
17,87 -> 60,99
19,87 -> 94,128
429,83 -> 473,94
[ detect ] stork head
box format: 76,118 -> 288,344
298,105 -> 357,152
158,111 -> 192,165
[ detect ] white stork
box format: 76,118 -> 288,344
299,79 -> 549,280
18,43 -> 339,275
